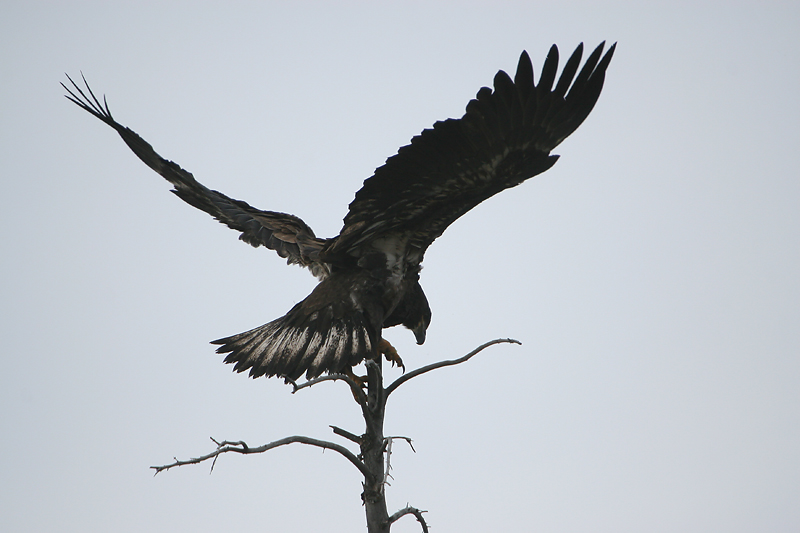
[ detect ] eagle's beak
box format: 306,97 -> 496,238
413,322 -> 427,345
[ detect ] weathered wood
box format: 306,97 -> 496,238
362,358 -> 390,532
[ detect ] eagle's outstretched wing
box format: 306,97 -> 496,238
330,42 -> 615,257
62,75 -> 330,279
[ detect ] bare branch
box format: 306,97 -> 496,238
388,505 -> 429,533
287,373 -> 368,405
383,438 -> 395,488
330,425 -> 362,444
382,437 -> 415,492
385,338 -> 521,396
386,436 -> 415,454
151,435 -> 369,478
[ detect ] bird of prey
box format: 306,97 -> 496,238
64,42 -> 615,382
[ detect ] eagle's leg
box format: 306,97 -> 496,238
379,338 -> 405,371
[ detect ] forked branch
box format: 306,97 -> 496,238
151,435 -> 369,478
385,338 -> 521,396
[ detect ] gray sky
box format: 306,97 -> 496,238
2,2 -> 798,532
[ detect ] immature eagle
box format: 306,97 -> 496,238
64,43 -> 615,382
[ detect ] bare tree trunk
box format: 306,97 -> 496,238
362,358 -> 389,533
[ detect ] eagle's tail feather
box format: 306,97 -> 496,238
212,304 -> 374,382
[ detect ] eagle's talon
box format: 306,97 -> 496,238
378,338 -> 405,371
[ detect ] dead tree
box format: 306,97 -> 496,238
153,338 -> 520,532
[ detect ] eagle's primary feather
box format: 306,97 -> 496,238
64,42 -> 615,381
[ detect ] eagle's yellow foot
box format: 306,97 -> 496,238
379,338 -> 405,371
344,368 -> 368,389
343,368 -> 368,402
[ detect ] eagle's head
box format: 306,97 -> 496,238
404,282 -> 431,345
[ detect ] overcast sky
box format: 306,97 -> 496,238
2,2 -> 798,532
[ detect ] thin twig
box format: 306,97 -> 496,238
383,438 -> 394,488
386,435 -> 415,453
209,437 -> 247,473
382,436 -> 415,491
388,505 -> 429,533
151,435 -> 369,478
385,338 -> 521,396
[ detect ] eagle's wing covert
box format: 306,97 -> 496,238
330,42 -> 615,256
63,75 -> 330,279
